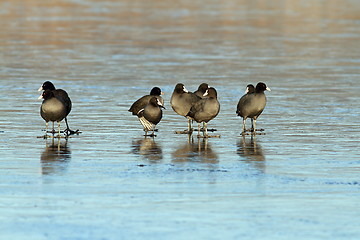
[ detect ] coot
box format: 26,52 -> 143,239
39,90 -> 67,137
236,82 -> 270,134
38,81 -> 76,136
137,97 -> 165,136
129,87 -> 164,115
170,83 -> 201,133
187,87 -> 220,137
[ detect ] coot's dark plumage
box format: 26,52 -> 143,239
38,81 -> 76,135
170,83 -> 201,133
38,81 -> 71,115
187,87 -> 220,137
40,90 -> 68,137
137,97 -> 164,136
236,82 -> 270,134
236,84 -> 255,131
194,83 -> 209,98
129,87 -> 164,115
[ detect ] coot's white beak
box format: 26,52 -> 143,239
266,87 -> 271,91
183,86 -> 189,93
38,85 -> 43,91
245,87 -> 249,94
157,99 -> 165,109
203,89 -> 209,97
38,94 -> 43,100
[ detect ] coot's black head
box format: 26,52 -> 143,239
174,83 -> 188,93
204,87 -> 218,98
38,81 -> 56,91
197,83 -> 209,93
255,82 -> 271,93
41,90 -> 55,100
150,87 -> 163,96
246,84 -> 255,94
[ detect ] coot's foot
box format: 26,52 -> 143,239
144,133 -> 156,137
245,128 -> 265,133
64,128 -> 80,136
197,134 -> 221,138
241,130 -> 266,136
194,128 -> 217,132
175,129 -> 193,134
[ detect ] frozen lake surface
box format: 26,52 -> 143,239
1,0 -> 360,239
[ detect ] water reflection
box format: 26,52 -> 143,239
131,137 -> 163,162
172,135 -> 218,163
237,136 -> 265,172
40,138 -> 71,175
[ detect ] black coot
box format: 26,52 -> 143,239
137,97 -> 165,137
170,83 -> 201,133
39,90 -> 68,137
235,84 -> 255,130
38,81 -> 77,136
236,82 -> 270,134
129,87 -> 164,115
187,87 -> 220,138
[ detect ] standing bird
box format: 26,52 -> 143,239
39,90 -> 68,138
38,81 -> 77,136
170,83 -> 201,133
194,83 -> 209,98
236,84 -> 255,131
187,87 -> 220,138
137,97 -> 165,137
236,82 -> 271,134
194,83 -> 210,131
128,87 -> 164,115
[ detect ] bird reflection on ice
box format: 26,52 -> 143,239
40,138 -> 71,175
172,135 -> 218,164
237,136 -> 265,172
131,137 -> 163,162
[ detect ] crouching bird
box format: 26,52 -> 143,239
137,97 -> 165,137
128,87 -> 164,115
